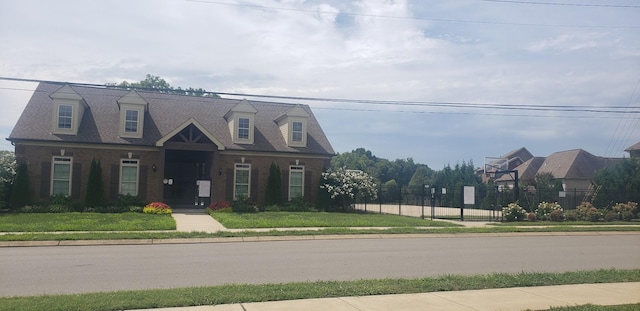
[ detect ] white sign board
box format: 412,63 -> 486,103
196,180 -> 211,197
463,186 -> 475,205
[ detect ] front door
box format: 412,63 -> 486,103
163,150 -> 211,206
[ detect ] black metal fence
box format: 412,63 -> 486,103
353,184 -> 634,221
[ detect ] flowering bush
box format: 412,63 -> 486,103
143,202 -> 172,214
208,200 -> 231,212
502,202 -> 526,222
535,201 -> 563,221
322,167 -> 377,211
575,202 -> 600,222
612,202 -> 638,221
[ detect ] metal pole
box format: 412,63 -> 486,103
421,184 -> 425,219
398,185 -> 402,216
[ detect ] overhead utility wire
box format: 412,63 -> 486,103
1,76 -> 639,116
481,0 -> 640,8
184,0 -> 640,29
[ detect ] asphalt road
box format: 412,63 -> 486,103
1,234 -> 639,297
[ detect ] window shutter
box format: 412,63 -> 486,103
304,171 -> 312,198
250,169 -> 259,199
109,165 -> 119,200
281,169 -> 289,200
226,168 -> 233,201
40,162 -> 51,199
71,163 -> 82,199
138,165 -> 148,200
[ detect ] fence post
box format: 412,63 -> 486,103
379,183 -> 382,214
421,184 -> 425,219
398,185 -> 402,216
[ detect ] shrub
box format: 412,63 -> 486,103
281,196 -> 315,212
604,211 -> 618,222
85,158 -> 105,208
10,163 -> 29,209
565,210 -> 578,221
612,202 -> 638,221
535,201 -> 563,221
549,209 -> 564,222
265,163 -> 282,206
117,194 -> 145,208
48,194 -> 72,213
232,197 -> 258,213
576,202 -> 600,221
143,202 -> 172,214
527,212 -> 537,222
208,200 -> 231,212
503,202 -> 526,222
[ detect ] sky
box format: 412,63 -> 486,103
1,0 -> 639,169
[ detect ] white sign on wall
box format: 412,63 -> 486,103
196,180 -> 211,197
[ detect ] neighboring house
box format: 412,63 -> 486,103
625,141 -> 640,159
479,147 -> 534,182
495,149 -> 622,191
7,82 -> 335,207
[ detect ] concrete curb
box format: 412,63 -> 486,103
2,231 -> 639,247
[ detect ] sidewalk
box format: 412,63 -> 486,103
127,282 -> 640,311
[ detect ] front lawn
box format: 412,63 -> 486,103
0,213 -> 175,232
210,211 -> 459,228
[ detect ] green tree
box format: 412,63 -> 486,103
321,167 -> 378,212
85,158 -> 105,208
0,151 -> 16,209
108,74 -> 219,97
265,163 -> 282,206
10,163 -> 29,209
592,158 -> 640,208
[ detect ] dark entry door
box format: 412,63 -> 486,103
163,150 -> 211,206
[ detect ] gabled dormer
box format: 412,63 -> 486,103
275,105 -> 310,147
117,91 -> 148,139
225,99 -> 257,144
50,85 -> 88,135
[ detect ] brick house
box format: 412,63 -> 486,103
7,82 -> 335,207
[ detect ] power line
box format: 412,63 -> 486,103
184,0 -> 640,29
1,76 -> 639,118
481,0 -> 640,8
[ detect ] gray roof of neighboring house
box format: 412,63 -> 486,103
8,82 -> 335,156
501,147 -> 534,170
496,149 -> 623,182
538,149 -> 604,179
625,141 -> 640,152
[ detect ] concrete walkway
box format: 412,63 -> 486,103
172,209 -> 227,233
128,282 -> 640,311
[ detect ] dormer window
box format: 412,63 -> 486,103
225,99 -> 257,144
58,105 -> 73,129
50,85 -> 87,135
275,106 -> 310,147
117,91 -> 148,139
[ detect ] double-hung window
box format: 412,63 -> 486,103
292,121 -> 303,143
58,105 -> 73,129
289,166 -> 304,200
238,118 -> 250,140
51,157 -> 72,195
120,159 -> 139,196
234,163 -> 251,200
124,109 -> 139,133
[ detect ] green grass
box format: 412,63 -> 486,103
0,269 -> 637,311
210,211 -> 459,228
492,221 -> 640,226
1,224 -> 639,242
542,305 -> 640,311
0,213 -> 176,232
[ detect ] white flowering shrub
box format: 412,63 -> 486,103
502,202 -> 526,222
322,167 -> 377,210
535,201 -> 563,221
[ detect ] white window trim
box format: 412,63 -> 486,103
119,104 -> 145,138
51,156 -> 73,196
232,114 -> 254,144
119,159 -> 140,196
288,165 -> 304,200
51,102 -> 78,134
233,163 -> 251,200
288,118 -> 307,147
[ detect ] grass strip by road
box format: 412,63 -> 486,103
1,225 -> 639,241
210,211 -> 458,228
0,269 -> 637,311
490,221 -> 640,226
544,304 -> 640,311
0,213 -> 175,232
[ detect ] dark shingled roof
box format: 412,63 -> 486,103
8,82 -> 335,156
